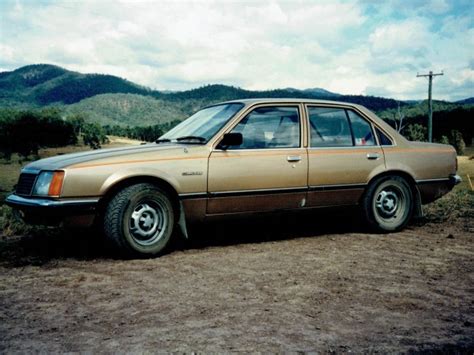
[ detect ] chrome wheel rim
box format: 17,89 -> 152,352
374,185 -> 407,224
129,200 -> 167,246
376,190 -> 399,217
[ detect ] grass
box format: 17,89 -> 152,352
423,146 -> 474,225
456,146 -> 474,191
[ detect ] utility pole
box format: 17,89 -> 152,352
417,71 -> 444,142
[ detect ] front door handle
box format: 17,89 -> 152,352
366,153 -> 380,160
287,155 -> 301,162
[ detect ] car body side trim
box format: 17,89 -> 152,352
416,177 -> 451,184
179,192 -> 208,199
179,183 -> 369,200
416,175 -> 461,186
209,187 -> 308,198
308,183 -> 367,191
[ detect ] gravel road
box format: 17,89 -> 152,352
0,210 -> 473,352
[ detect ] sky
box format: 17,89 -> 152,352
0,0 -> 473,101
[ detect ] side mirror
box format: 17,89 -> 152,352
217,132 -> 243,150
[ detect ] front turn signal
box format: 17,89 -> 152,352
48,171 -> 65,196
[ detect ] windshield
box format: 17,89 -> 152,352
159,103 -> 244,143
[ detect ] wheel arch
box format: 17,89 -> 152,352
365,169 -> 423,218
367,170 -> 417,188
98,175 -> 180,217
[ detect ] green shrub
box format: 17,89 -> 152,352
403,123 -> 427,141
438,135 -> 450,145
449,130 -> 466,155
0,205 -> 31,236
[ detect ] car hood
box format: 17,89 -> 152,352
23,143 -> 194,172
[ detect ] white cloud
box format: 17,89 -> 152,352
369,19 -> 430,54
0,0 -> 472,100
0,44 -> 15,63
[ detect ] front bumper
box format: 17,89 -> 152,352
5,194 -> 99,218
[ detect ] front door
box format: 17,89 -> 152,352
306,105 -> 386,207
207,105 -> 308,214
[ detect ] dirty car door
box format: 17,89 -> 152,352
207,105 -> 308,214
306,105 -> 386,207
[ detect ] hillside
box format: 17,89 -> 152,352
378,100 -> 474,120
456,97 -> 474,105
66,94 -> 196,126
0,64 -> 152,106
0,64 -> 402,111
0,64 -> 472,128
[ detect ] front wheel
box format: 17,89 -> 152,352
362,176 -> 414,232
103,183 -> 175,257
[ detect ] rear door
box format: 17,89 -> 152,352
306,105 -> 385,207
207,104 -> 308,214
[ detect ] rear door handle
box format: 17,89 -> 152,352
287,155 -> 301,162
366,153 -> 380,160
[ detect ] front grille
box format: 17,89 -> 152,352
15,173 -> 38,196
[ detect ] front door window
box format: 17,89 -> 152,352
229,106 -> 300,149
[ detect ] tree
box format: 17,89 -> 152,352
392,102 -> 407,133
82,123 -> 108,149
403,124 -> 427,142
67,114 -> 86,136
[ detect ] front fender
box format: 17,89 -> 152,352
99,167 -> 182,196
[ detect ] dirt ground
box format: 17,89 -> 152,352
0,206 -> 473,353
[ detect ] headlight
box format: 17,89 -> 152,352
32,171 -> 64,196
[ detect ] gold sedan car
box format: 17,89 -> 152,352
7,99 -> 460,256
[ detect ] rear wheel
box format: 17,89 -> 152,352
103,183 -> 174,257
362,176 -> 413,232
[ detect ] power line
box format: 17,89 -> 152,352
416,70 -> 444,142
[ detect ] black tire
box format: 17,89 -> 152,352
103,183 -> 175,257
362,176 -> 414,232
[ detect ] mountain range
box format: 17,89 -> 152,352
0,64 -> 472,127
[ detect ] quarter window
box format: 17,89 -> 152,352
229,106 -> 300,149
376,127 -> 393,146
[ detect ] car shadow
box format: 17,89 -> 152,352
0,227 -> 113,267
0,208 -> 364,267
179,208 -> 364,251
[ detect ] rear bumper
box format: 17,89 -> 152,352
5,194 -> 99,219
449,174 -> 462,187
417,174 -> 462,204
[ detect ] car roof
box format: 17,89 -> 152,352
211,98 -> 405,147
221,98 -> 362,107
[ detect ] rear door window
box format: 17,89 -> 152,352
308,106 -> 377,147
308,107 -> 352,147
347,110 -> 375,146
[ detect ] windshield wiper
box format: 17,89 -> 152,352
155,138 -> 171,144
175,135 -> 207,143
